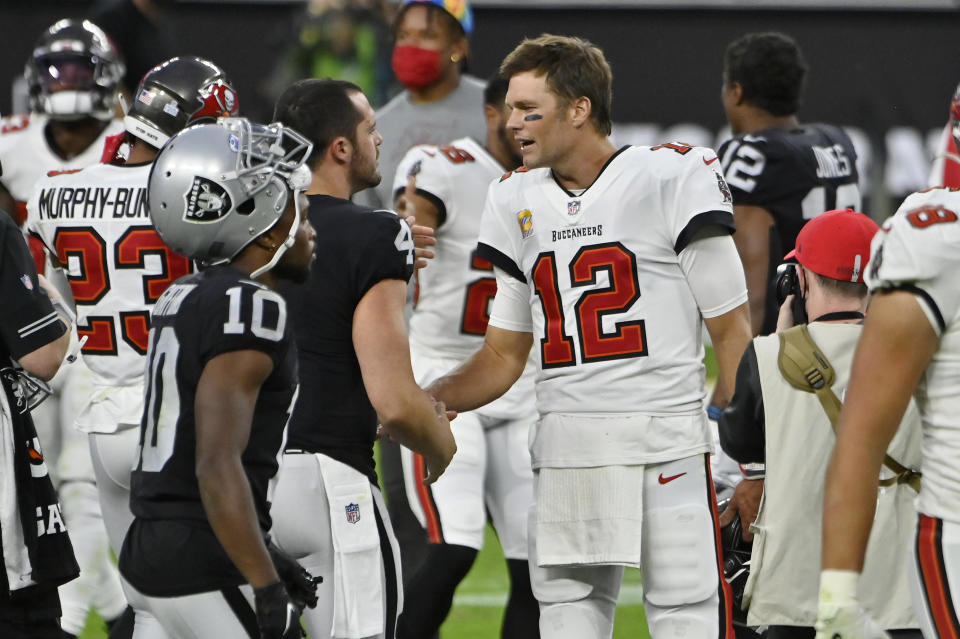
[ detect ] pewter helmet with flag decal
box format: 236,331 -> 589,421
125,56 -> 239,148
147,118 -> 312,277
25,19 -> 125,121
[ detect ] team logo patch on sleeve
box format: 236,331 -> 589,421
183,176 -> 232,223
345,502 -> 360,524
715,171 -> 733,204
516,209 -> 534,239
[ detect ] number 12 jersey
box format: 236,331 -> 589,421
478,144 -> 741,420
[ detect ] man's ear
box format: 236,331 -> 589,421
798,265 -> 809,294
570,96 -> 592,129
450,37 -> 469,66
252,233 -> 277,252
730,82 -> 745,107
329,136 -> 352,164
483,103 -> 499,129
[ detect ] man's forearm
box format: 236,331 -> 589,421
199,458 -> 278,588
706,302 -> 752,407
429,332 -> 530,412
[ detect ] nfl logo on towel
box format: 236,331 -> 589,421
567,200 -> 581,216
20,274 -> 33,291
345,503 -> 360,524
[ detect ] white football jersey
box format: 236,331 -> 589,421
0,113 -> 123,222
26,162 -> 193,386
394,137 -> 535,418
479,144 -> 737,422
867,186 -> 960,522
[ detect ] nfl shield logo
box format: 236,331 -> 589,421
567,200 -> 581,216
20,275 -> 33,291
345,503 -> 360,524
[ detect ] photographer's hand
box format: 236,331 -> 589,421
775,293 -> 796,333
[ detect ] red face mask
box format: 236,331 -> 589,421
392,45 -> 443,90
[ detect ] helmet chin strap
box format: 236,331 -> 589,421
249,188 -> 302,280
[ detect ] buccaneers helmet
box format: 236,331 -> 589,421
125,56 -> 239,148
147,118 -> 311,276
25,19 -> 125,121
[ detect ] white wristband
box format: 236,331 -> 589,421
818,569 -> 860,607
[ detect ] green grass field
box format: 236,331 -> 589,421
80,348 -> 720,638
78,525 -> 650,638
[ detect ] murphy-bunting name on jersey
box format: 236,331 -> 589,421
551,224 -> 604,242
36,186 -> 148,220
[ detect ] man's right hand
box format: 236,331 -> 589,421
423,399 -> 456,484
814,570 -> 889,639
254,580 -> 301,639
718,478 -> 763,541
776,293 -> 796,333
267,543 -> 320,611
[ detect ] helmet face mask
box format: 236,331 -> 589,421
124,56 -> 239,148
148,118 -> 313,275
25,19 -> 124,121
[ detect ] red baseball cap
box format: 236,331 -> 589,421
784,209 -> 880,283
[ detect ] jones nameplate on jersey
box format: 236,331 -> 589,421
36,186 -> 148,220
551,224 -> 603,242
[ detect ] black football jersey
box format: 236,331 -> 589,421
129,265 -> 298,529
278,195 -> 414,484
718,124 -> 860,334
0,211 -> 65,364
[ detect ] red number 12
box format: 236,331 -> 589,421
532,242 -> 647,368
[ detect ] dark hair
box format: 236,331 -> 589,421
811,271 -> 868,300
273,78 -> 363,166
393,3 -> 466,41
500,34 -> 612,136
483,72 -> 510,108
724,32 -> 807,116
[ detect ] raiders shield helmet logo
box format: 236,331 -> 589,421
183,176 -> 232,223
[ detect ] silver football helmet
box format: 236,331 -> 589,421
147,117 -> 312,276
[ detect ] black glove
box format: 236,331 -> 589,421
254,580 -> 301,639
268,542 -> 321,610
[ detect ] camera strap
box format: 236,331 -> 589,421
777,324 -> 921,492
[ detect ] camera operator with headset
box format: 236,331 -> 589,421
717,209 -> 922,639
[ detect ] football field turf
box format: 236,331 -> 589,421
79,524 -> 651,638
